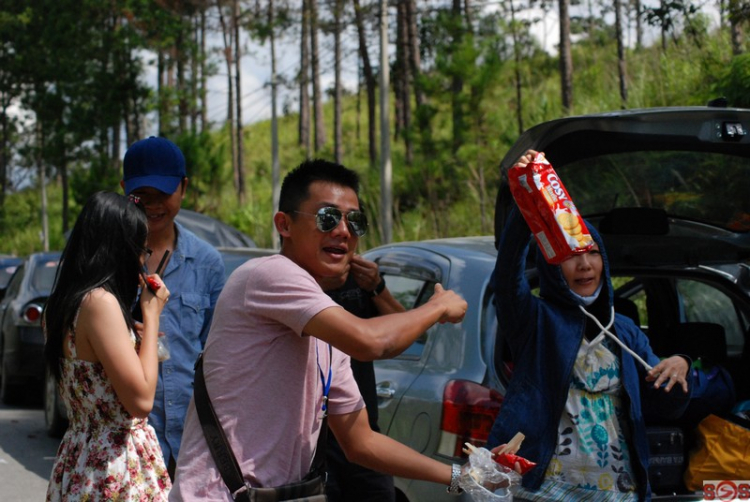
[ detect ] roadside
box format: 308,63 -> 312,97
0,397 -> 60,501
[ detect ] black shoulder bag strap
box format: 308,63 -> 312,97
193,350 -> 330,502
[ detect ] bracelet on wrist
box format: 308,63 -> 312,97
447,463 -> 463,495
369,278 -> 386,297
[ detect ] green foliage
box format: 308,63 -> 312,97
717,53 -> 750,108
1,6 -> 747,256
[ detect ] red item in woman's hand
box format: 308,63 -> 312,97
142,272 -> 160,293
494,453 -> 537,475
146,276 -> 160,292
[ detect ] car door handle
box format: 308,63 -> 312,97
376,383 -> 395,399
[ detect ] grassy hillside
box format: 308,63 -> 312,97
0,23 -> 741,255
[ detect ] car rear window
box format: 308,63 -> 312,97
560,151 -> 750,232
33,260 -> 60,291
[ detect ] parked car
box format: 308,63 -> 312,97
0,256 -> 23,301
0,251 -> 61,405
175,209 -> 256,248
217,247 -> 277,280
371,104 -> 750,501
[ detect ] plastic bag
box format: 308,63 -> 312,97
684,413 -> 750,491
458,446 -> 521,502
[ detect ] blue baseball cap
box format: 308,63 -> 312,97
123,136 -> 186,195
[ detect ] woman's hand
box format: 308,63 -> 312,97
646,355 -> 690,393
139,274 -> 170,319
512,149 -> 541,170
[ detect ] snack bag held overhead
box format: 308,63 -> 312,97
508,152 -> 594,264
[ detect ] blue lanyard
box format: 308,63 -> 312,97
316,341 -> 333,415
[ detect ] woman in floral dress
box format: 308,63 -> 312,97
44,191 -> 171,501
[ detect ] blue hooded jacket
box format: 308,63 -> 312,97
487,207 -> 692,501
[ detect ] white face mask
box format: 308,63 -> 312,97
570,281 -> 603,306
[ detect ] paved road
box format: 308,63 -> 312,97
0,398 -> 60,501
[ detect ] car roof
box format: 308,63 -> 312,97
175,209 -> 256,248
368,236 -> 498,260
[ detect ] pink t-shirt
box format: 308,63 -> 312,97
170,255 -> 365,501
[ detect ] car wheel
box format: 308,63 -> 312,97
44,365 -> 67,438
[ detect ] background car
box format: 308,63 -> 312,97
175,208 -> 256,248
0,256 -> 23,301
0,252 -> 61,405
216,247 -> 277,280
372,104 -> 750,501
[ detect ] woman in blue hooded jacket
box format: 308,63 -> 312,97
487,150 -> 693,501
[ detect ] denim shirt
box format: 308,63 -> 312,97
148,222 -> 225,462
487,208 -> 692,501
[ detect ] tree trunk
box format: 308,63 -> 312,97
558,0 -> 573,114
394,2 -> 404,139
0,101 -> 8,207
353,0 -> 376,166
660,0 -> 668,51
37,124 -> 49,251
398,0 -> 412,165
217,1 -> 237,193
451,0 -> 464,154
310,0 -> 326,151
200,8 -> 208,133
174,25 -> 186,136
633,0 -> 643,49
380,0 -> 392,244
270,0 -> 281,248
615,0 -> 628,108
333,0 -> 343,163
190,14 -> 199,135
233,0 -> 245,204
299,0 -> 311,156
406,0 -> 424,108
407,0 -> 434,156
728,0 -> 743,55
509,0 -> 524,134
157,50 -> 166,136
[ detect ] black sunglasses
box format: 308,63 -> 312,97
294,207 -> 368,237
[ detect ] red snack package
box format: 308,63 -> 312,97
508,152 -> 593,264
494,452 -> 537,475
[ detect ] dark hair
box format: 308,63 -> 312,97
43,191 -> 149,381
279,159 -> 360,213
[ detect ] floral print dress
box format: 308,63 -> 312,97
47,327 -> 171,501
515,335 -> 638,502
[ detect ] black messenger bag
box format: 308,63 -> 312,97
193,353 -> 328,502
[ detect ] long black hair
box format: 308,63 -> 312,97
43,191 -> 149,381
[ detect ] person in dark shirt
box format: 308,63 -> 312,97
324,254 -> 405,502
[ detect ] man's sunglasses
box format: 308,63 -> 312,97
295,207 -> 368,237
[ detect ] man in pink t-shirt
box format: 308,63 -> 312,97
171,159 -> 471,501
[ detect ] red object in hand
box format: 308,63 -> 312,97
145,276 -> 161,292
494,453 -> 537,475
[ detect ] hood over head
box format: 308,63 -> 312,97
536,221 -> 614,310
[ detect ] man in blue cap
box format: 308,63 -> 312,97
121,136 -> 225,479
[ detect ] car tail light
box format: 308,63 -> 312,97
23,304 -> 43,323
438,379 -> 503,458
